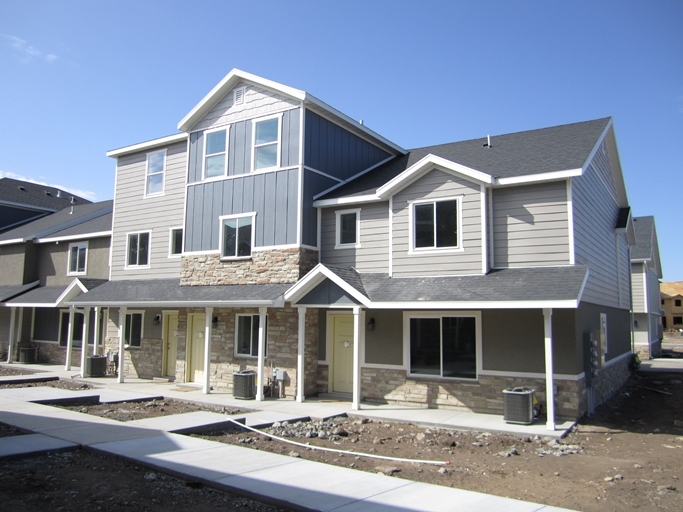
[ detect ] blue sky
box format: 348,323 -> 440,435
1,1 -> 681,279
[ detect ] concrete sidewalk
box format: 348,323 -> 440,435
1,362 -> 574,438
0,384 -> 575,511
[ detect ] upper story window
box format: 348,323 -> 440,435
220,214 -> 254,260
235,314 -> 267,357
127,231 -> 150,267
145,150 -> 166,196
169,227 -> 183,257
411,198 -> 461,251
67,241 -> 88,275
253,115 -> 280,171
335,209 -> 361,248
204,128 -> 228,179
676,299 -> 682,307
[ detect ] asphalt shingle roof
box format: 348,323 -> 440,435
631,216 -> 654,261
0,282 -> 39,302
69,279 -> 291,306
0,201 -> 112,244
320,118 -> 611,200
6,285 -> 68,305
0,178 -> 91,210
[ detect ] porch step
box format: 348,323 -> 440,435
152,376 -> 175,383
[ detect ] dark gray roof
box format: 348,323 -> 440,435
631,216 -> 655,261
317,265 -> 588,305
0,201 -> 113,243
0,281 -> 39,302
69,279 -> 291,307
6,285 -> 68,306
40,211 -> 112,239
0,177 -> 91,210
320,118 -> 611,200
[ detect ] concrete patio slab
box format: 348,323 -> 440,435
0,387 -> 99,405
0,433 -> 78,459
40,421 -> 165,445
127,411 -> 236,434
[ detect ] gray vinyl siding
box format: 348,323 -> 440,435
631,262 -> 646,312
391,169 -> 483,277
572,143 -> 626,309
646,265 -> 661,315
191,82 -> 300,133
188,108 -> 301,184
320,202 -> 390,272
491,181 -> 570,268
304,110 -> 391,181
185,168 -> 299,252
302,170 -> 338,247
110,141 -> 187,280
37,236 -> 110,287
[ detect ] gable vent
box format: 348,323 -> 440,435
234,87 -> 245,105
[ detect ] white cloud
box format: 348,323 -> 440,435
0,33 -> 58,64
0,170 -> 97,201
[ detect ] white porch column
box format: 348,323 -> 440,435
203,307 -> 213,394
256,307 -> 267,401
92,306 -> 100,356
296,306 -> 306,403
543,308 -> 555,431
118,307 -> 127,383
6,307 -> 17,363
65,306 -> 76,371
80,307 -> 91,377
352,306 -> 362,411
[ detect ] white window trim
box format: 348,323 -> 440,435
124,310 -> 145,348
168,226 -> 183,258
251,113 -> 282,173
335,208 -> 361,249
125,230 -> 152,269
408,196 -> 464,254
403,311 -> 482,381
144,149 -> 166,198
219,212 -> 256,261
234,313 -> 267,358
202,126 -> 230,181
66,241 -> 88,276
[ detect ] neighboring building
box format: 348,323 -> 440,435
0,201 -> 112,365
630,216 -> 663,358
71,69 -> 636,429
660,281 -> 683,332
0,177 -> 90,233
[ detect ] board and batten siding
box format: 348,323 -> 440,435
185,168 -> 299,252
191,82 -> 300,133
110,141 -> 187,280
491,181 -> 570,268
304,110 -> 392,181
320,202 -> 390,272
188,108 -> 301,183
572,143 -> 628,309
302,169 -> 338,248
391,169 -> 483,277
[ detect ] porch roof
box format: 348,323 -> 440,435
287,264 -> 589,309
0,281 -> 40,303
66,279 -> 290,308
5,279 -> 107,307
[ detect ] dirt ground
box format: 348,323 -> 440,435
2,358 -> 683,511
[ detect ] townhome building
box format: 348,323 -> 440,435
629,216 -> 663,358
659,281 -> 683,332
0,201 -> 112,366
71,69 -> 636,430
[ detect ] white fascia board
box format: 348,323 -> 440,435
284,264 -> 371,306
576,268 -> 590,304
178,68 -> 306,132
106,133 -> 188,158
55,279 -> 88,306
304,95 -> 406,155
313,194 -> 381,208
377,155 -> 493,199
6,301 -> 60,308
0,238 -> 25,246
36,231 -> 112,243
368,299 -> 580,310
496,168 -> 583,186
65,299 -> 283,308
